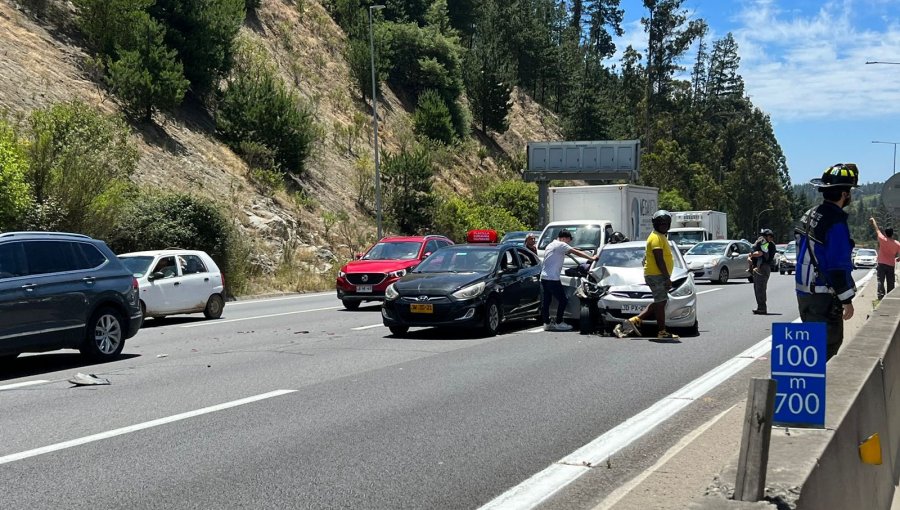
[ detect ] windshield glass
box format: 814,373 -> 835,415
598,245 -> 684,269
858,249 -> 877,257
685,242 -> 728,256
363,241 -> 422,260
415,247 -> 498,273
668,231 -> 705,245
539,224 -> 602,250
785,242 -> 796,254
118,256 -> 154,277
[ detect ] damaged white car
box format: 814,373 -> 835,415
559,240 -> 699,336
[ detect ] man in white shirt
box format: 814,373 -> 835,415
541,230 -> 599,331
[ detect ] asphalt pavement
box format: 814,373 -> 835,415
0,272 -> 869,509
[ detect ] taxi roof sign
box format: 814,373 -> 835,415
466,229 -> 498,243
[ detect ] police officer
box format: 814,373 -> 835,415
795,163 -> 859,360
751,228 -> 777,314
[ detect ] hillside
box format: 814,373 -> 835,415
0,0 -> 561,291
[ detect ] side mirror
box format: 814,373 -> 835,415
355,253 -> 363,260
502,267 -> 518,275
421,252 -> 432,260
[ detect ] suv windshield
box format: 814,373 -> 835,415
539,225 -> 602,250
858,249 -> 877,257
415,248 -> 498,273
686,242 -> 729,256
119,256 -> 155,277
363,241 -> 422,260
669,231 -> 705,245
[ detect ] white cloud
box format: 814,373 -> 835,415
733,0 -> 900,120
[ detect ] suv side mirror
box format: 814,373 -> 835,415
355,253 -> 363,260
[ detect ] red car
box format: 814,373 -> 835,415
336,235 -> 454,310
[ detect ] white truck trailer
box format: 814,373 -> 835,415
668,210 -> 728,253
536,184 -> 659,259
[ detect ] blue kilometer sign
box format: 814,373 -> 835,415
771,322 -> 827,428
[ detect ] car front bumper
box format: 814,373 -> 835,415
336,275 -> 401,302
558,277 -> 697,327
381,296 -> 487,329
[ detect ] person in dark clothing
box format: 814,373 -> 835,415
795,163 -> 859,360
750,228 -> 777,314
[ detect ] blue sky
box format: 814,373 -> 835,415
612,0 -> 900,186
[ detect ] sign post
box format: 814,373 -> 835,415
771,322 -> 827,428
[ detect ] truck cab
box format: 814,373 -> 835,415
669,211 -> 727,254
536,220 -> 613,272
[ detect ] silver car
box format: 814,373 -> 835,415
559,240 -> 699,335
684,240 -> 753,284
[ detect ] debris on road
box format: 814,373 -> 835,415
295,331 -> 309,334
68,373 -> 110,386
156,354 -> 169,358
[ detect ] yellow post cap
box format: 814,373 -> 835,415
859,433 -> 883,465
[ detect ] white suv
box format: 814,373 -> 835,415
118,249 -> 225,321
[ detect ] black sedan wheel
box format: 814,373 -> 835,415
80,307 -> 125,361
389,325 -> 409,337
482,298 -> 501,336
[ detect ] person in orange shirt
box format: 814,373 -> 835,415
870,217 -> 900,300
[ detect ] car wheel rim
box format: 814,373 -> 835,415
95,314 -> 122,354
720,268 -> 728,283
489,304 -> 500,331
209,297 -> 222,315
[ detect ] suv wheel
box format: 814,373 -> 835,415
342,299 -> 361,311
80,307 -> 125,360
204,294 -> 224,319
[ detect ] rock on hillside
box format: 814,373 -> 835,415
0,0 -> 561,286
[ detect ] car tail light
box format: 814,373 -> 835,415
221,273 -> 226,288
132,277 -> 139,296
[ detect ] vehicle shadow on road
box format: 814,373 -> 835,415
0,353 -> 141,382
340,305 -> 383,312
387,320 -> 540,340
140,317 -> 210,328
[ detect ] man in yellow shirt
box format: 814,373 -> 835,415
614,210 -> 677,339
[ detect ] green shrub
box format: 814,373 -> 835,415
413,89 -> 455,144
477,180 -> 538,228
432,195 -> 526,242
26,101 -> 139,238
0,122 -> 33,231
217,44 -> 318,175
382,145 -> 435,234
107,14 -> 189,121
73,0 -> 153,57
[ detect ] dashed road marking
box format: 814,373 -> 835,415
0,380 -> 50,391
181,306 -> 342,328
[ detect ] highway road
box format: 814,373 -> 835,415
0,270 -> 871,509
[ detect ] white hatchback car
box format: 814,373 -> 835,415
118,250 -> 225,320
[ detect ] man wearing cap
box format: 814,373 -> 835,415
540,230 -> 598,332
750,229 -> 777,314
796,163 -> 859,360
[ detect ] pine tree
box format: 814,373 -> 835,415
464,0 -> 513,135
107,14 -> 189,122
706,33 -> 744,105
413,89 -> 455,143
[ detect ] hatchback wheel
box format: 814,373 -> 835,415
80,308 -> 125,360
204,294 -> 225,319
482,298 -> 501,336
718,267 -> 730,284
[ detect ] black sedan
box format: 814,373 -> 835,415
381,243 -> 542,336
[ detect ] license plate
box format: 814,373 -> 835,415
621,304 -> 643,313
410,303 -> 433,314
357,285 -> 373,293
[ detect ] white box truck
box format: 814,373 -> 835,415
537,184 -> 658,260
668,210 -> 727,253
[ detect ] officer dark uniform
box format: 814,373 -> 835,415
751,228 -> 777,314
795,163 -> 859,360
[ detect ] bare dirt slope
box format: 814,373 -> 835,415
0,0 -> 561,276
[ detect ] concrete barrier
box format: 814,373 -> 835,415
696,294 -> 900,509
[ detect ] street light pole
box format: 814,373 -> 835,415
872,141 -> 899,175
369,5 -> 385,239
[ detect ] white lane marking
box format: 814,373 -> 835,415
0,389 -> 296,466
352,324 -> 383,331
227,292 -> 334,306
181,306 -> 342,328
696,288 -> 722,295
0,380 -> 50,391
527,326 -> 545,333
480,272 -> 875,510
593,405 -> 735,510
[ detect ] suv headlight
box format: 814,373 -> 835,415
388,268 -> 408,278
669,277 -> 694,298
338,270 -> 346,278
385,284 -> 399,300
452,281 -> 486,300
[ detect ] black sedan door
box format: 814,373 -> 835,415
515,248 -> 542,315
497,248 -> 524,317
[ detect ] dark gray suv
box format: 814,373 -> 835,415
0,232 -> 143,362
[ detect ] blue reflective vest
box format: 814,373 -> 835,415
795,202 -> 855,303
